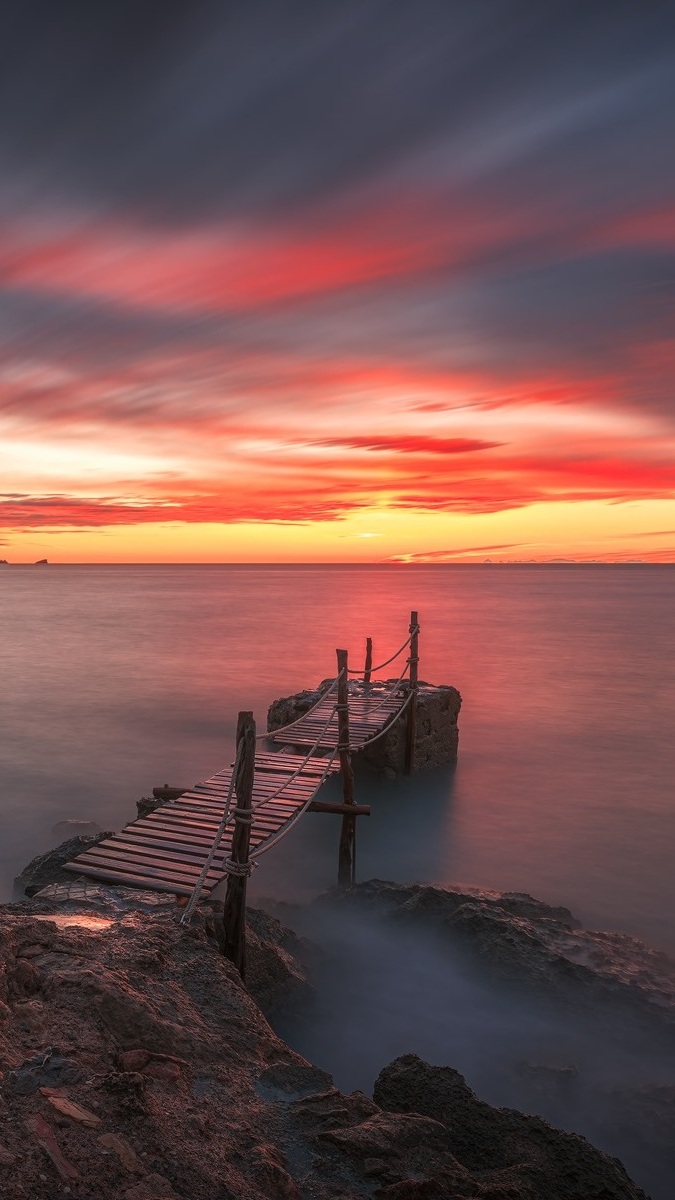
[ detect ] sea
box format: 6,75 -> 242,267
3,563 -> 675,1196
1,563 -> 674,950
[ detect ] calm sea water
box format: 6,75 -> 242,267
1,564 -> 674,951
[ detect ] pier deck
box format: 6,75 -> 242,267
64,752 -> 341,896
64,613 -> 420,904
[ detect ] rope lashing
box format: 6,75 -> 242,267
223,857 -> 258,878
347,627 -> 419,676
231,807 -> 253,824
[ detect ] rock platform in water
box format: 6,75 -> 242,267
267,678 -> 461,775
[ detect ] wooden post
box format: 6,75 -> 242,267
404,611 -> 419,775
336,648 -> 356,887
220,710 -> 256,978
364,637 -> 373,685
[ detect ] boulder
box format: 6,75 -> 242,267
374,1053 -> 648,1199
13,833 -> 112,897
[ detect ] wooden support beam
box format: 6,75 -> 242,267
364,637 -> 373,685
218,711 -> 256,979
308,800 -> 371,816
152,785 -> 187,801
336,648 -> 356,887
404,610 -> 419,776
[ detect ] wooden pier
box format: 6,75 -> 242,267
65,612 -> 421,972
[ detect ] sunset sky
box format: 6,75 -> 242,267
1,2 -> 675,563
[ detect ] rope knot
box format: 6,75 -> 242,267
224,857 -> 258,878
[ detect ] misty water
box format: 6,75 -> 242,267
2,564 -> 675,1195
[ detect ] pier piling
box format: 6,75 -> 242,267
219,710 -> 256,978
336,648 -> 356,887
404,611 -> 419,775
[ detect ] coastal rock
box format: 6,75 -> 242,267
324,880 -> 675,1030
243,906 -> 316,1019
267,680 -> 461,774
52,819 -> 101,838
0,896 -> 648,1200
374,1053 -> 648,1199
14,834 -> 113,897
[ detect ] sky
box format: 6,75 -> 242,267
1,0 -> 675,563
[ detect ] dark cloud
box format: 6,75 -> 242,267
0,2 -> 674,221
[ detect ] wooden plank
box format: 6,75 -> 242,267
116,830 -> 231,857
75,846 -> 223,881
86,839 -> 230,871
190,782 -> 318,803
70,852 -> 217,888
132,816 -> 284,844
136,810 -> 286,837
118,827 -> 267,855
164,794 -> 306,816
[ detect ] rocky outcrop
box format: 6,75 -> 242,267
322,880 -> 675,1031
374,1053 -> 647,1199
267,680 -> 461,775
13,834 -> 112,898
0,896 -> 648,1200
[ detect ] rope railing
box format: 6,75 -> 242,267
179,701 -> 341,922
179,616 -> 419,924
257,668 -> 345,740
347,625 -> 419,677
251,701 -> 340,802
250,748 -> 340,860
179,739 -> 243,924
349,688 -> 415,752
355,659 -> 411,716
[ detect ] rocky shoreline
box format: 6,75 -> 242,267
3,849 -> 673,1198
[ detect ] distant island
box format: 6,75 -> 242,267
34,559 -> 48,564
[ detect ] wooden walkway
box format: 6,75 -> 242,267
270,683 -> 406,750
64,751 -> 341,897
64,613 -> 419,908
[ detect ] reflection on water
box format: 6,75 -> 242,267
1,564 -> 674,950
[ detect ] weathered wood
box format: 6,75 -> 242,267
404,610 -> 419,775
308,800 -> 370,816
66,638 -> 413,898
336,648 -> 356,887
364,636 -> 373,685
219,711 -> 256,979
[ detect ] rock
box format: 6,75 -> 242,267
244,906 -> 316,1019
98,1132 -> 144,1173
52,819 -> 101,837
137,796 -> 166,818
14,834 -> 113,897
32,879 -> 179,912
124,1173 -> 180,1199
267,680 -> 461,773
374,1053 -> 648,1199
119,1050 -> 152,1072
0,893 -> 652,1200
324,880 -> 675,1031
4,1051 -> 85,1095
